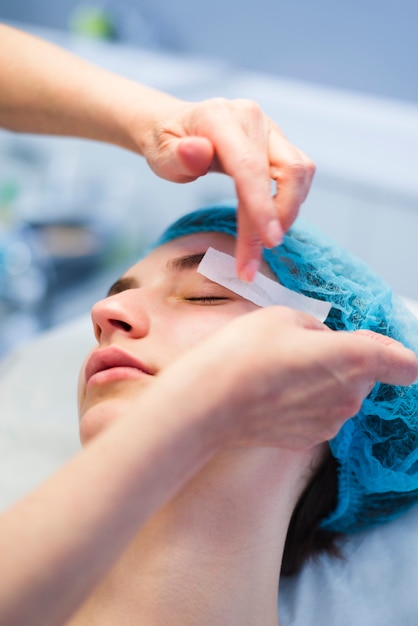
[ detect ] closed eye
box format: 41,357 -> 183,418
184,296 -> 228,304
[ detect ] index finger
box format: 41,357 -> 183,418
233,127 -> 315,280
208,109 -> 315,280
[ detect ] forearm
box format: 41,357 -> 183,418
0,360 -> 224,626
0,24 -> 181,154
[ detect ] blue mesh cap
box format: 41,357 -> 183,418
155,202 -> 418,534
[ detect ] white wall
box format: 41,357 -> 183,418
0,0 -> 417,103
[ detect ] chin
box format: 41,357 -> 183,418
78,398 -> 123,446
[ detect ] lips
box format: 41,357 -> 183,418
85,346 -> 155,385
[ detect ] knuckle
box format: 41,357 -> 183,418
232,97 -> 262,116
287,159 -> 310,180
200,97 -> 262,117
337,392 -> 363,419
273,159 -> 309,184
208,96 -> 229,109
264,305 -> 292,324
339,342 -> 369,369
305,158 -> 316,180
194,97 -> 229,124
319,424 -> 339,442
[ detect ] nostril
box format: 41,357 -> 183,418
110,319 -> 132,332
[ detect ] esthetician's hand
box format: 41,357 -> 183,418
141,98 -> 316,281
170,307 -> 418,451
0,25 -> 314,280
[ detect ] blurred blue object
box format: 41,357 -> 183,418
0,219 -> 112,356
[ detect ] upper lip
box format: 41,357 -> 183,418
85,346 -> 155,384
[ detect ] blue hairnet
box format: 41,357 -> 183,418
155,202 -> 418,534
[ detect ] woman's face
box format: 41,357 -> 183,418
78,231 -> 275,443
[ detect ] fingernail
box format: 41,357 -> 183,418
266,219 -> 283,248
239,259 -> 260,282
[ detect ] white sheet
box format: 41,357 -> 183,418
279,505 -> 418,625
0,315 -> 90,507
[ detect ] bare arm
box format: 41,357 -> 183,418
0,24 -> 315,278
0,307 -> 416,626
0,374 -> 221,626
0,23 -> 178,151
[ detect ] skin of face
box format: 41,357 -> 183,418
78,232 -> 277,444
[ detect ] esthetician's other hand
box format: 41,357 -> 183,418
141,98 -> 315,281
167,307 -> 418,451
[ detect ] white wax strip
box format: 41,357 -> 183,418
197,247 -> 332,322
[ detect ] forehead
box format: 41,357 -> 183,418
126,232 -> 277,283
153,231 -> 236,260
127,232 -> 237,277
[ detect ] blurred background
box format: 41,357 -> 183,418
1,0 -> 418,357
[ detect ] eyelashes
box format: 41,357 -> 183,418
184,296 -> 229,304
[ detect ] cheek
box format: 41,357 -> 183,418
164,308 -> 254,360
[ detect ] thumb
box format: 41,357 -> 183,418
354,329 -> 418,386
355,329 -> 415,352
174,136 -> 215,181
147,136 -> 215,183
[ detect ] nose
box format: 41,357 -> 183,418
91,290 -> 150,343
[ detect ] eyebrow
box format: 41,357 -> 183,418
106,252 -> 207,297
106,276 -> 138,297
167,252 -> 206,272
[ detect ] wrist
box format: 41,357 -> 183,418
107,79 -> 184,157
